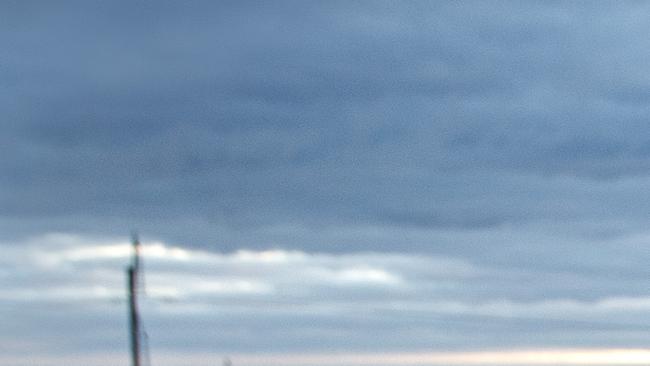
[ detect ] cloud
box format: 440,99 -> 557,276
4,233 -> 650,359
5,1 -> 650,362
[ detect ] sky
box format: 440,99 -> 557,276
4,1 -> 650,365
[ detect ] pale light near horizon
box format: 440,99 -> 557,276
6,349 -> 650,366
230,349 -> 650,366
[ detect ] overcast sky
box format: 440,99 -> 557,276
4,1 -> 650,365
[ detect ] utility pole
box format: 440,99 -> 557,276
127,233 -> 142,366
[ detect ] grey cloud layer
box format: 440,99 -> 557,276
5,1 -> 650,360
5,235 -> 650,357
5,1 -> 650,244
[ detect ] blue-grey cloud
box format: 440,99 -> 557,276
5,1 -> 650,361
7,234 -> 650,359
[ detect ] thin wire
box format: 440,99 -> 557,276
142,328 -> 151,366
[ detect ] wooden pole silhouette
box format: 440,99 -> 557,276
128,234 -> 142,366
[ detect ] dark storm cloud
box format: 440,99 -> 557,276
7,3 -> 650,358
2,1 -> 650,263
